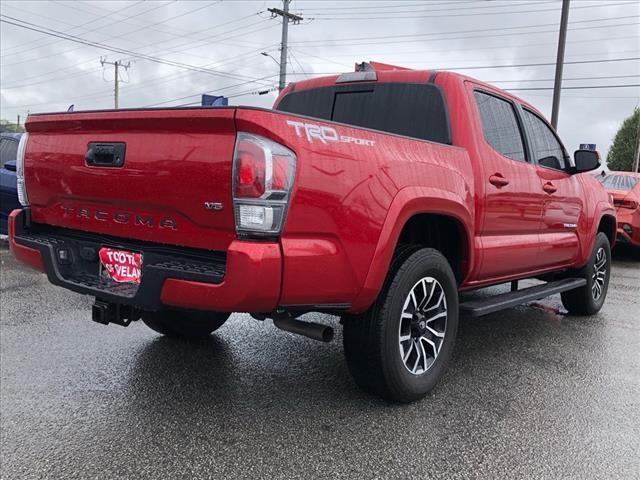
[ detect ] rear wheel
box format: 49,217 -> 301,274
561,232 -> 611,315
343,248 -> 459,403
142,309 -> 230,339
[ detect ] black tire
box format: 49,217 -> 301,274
561,232 -> 611,315
142,309 -> 230,339
343,247 -> 459,403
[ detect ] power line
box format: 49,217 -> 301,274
0,15 -> 275,86
1,6 -> 265,67
1,19 -> 275,70
121,18 -> 275,65
174,85 -> 280,107
2,59 -> 99,87
6,23 -> 636,91
446,56 -> 640,71
300,20 -> 640,48
1,44 -> 280,111
280,56 -> 639,78
289,49 -> 308,76
54,2 -> 270,52
1,67 -> 104,90
491,74 -> 640,83
509,84 -> 640,91
0,0 -> 146,55
140,75 -> 279,108
1,1 -> 170,58
291,33 -> 639,63
303,1 -> 482,11
305,0 -> 554,16
288,14 -> 639,45
310,1 -> 634,20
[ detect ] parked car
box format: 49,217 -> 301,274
0,132 -> 22,235
8,63 -> 616,402
600,172 -> 640,247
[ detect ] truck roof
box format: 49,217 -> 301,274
276,63 -> 545,122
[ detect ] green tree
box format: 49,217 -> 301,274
0,119 -> 25,133
607,107 -> 639,172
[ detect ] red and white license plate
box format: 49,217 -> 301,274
99,247 -> 142,284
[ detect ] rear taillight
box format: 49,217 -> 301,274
232,132 -> 296,235
614,198 -> 638,210
16,133 -> 29,206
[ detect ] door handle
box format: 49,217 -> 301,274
543,182 -> 557,194
85,142 -> 126,167
489,174 -> 509,188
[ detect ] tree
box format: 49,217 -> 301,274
606,107 -> 639,172
0,119 -> 25,133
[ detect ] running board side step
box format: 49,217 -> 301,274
460,278 -> 587,317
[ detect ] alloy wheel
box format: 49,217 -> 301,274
592,247 -> 607,301
398,277 -> 448,375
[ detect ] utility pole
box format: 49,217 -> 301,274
16,114 -> 20,128
551,0 -> 570,130
632,120 -> 640,173
100,57 -> 130,109
268,1 -> 303,92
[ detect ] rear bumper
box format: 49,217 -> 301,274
8,209 -> 281,312
615,208 -> 640,247
616,226 -> 640,247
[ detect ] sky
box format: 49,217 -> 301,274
1,0 -> 639,159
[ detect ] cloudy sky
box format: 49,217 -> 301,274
1,0 -> 639,158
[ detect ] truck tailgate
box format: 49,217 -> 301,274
24,108 -> 237,251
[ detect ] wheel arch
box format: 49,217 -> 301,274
349,187 -> 474,313
597,213 -> 617,246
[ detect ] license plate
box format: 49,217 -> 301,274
99,247 -> 142,284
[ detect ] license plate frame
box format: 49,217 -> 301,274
98,247 -> 143,284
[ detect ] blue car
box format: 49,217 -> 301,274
0,132 -> 22,235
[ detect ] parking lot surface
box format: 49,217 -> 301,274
1,244 -> 639,479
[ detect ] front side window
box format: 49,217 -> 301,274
521,109 -> 567,170
473,91 -> 526,162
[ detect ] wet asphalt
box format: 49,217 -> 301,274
1,243 -> 639,479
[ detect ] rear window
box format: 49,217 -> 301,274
276,83 -> 450,144
600,174 -> 639,191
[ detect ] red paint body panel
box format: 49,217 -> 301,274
160,241 -> 282,312
235,108 -> 472,308
25,109 -> 237,251
11,68 -> 616,313
606,173 -> 640,247
8,209 -> 45,272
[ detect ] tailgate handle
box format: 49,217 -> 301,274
85,142 -> 126,167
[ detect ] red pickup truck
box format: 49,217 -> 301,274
9,63 -> 616,402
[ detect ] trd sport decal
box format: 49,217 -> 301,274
287,120 -> 375,147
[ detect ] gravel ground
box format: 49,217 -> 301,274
1,244 -> 639,479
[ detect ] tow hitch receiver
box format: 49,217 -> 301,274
92,299 -> 141,327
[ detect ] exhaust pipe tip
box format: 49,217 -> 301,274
322,327 -> 334,342
273,317 -> 334,343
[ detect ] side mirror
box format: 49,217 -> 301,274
4,160 -> 17,172
573,149 -> 600,173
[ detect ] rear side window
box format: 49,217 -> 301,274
521,109 -> 567,170
600,174 -> 639,191
473,91 -> 526,162
0,138 -> 19,166
276,83 -> 450,144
